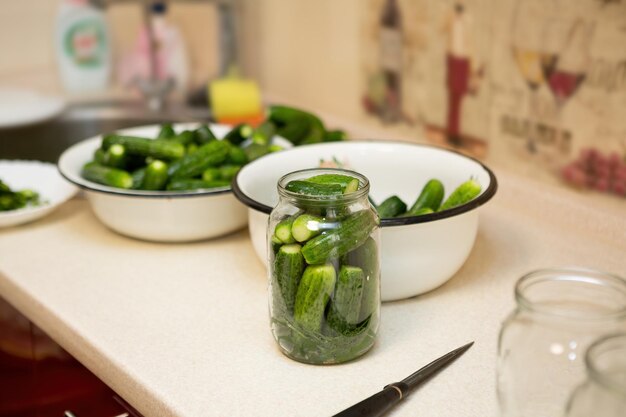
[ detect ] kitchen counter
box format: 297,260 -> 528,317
0,170 -> 624,417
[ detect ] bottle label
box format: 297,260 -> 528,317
64,20 -> 106,68
380,28 -> 402,72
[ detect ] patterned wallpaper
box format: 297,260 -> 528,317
361,0 -> 626,197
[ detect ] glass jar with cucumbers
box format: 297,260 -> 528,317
268,168 -> 380,364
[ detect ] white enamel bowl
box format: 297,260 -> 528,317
232,141 -> 497,301
58,123 -> 291,242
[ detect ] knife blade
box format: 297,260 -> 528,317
331,341 -> 474,417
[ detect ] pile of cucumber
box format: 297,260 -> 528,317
374,178 -> 482,219
0,179 -> 43,212
268,105 -> 346,145
270,174 -> 379,363
82,105 -> 347,191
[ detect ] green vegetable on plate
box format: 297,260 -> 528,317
0,179 -> 43,212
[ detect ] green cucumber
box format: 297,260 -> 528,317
168,140 -> 229,179
94,148 -> 106,165
324,130 -> 347,142
268,105 -> 325,145
131,168 -> 146,189
82,163 -> 133,189
273,244 -> 305,314
102,135 -> 185,160
300,116 -> 325,145
341,237 -> 379,321
0,186 -> 41,211
157,123 -> 176,139
408,179 -> 445,214
326,266 -> 365,335
166,179 -> 230,191
305,174 -> 359,194
194,124 -> 217,144
301,210 -> 378,265
142,160 -> 169,190
376,195 -> 407,218
439,179 -> 482,211
268,105 -> 311,124
218,165 -> 242,181
291,214 -> 323,242
226,146 -> 248,165
285,180 -> 343,196
274,217 -> 296,244
202,167 -> 221,182
224,123 -> 253,146
274,115 -> 310,144
186,143 -> 198,154
294,264 -> 336,333
243,143 -> 269,161
0,180 -> 10,194
251,121 -> 276,145
103,144 -> 127,169
172,130 -> 196,145
271,235 -> 283,255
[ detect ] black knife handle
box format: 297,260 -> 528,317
332,383 -> 408,417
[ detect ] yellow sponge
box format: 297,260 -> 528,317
209,78 -> 262,122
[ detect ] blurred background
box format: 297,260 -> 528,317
0,0 -> 625,202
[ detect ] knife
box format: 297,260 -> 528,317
331,341 -> 474,417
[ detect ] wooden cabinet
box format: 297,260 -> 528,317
0,296 -> 137,417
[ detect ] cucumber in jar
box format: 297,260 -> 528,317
301,210 -> 378,265
294,264 -> 336,333
273,244 -> 305,314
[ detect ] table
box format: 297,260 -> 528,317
0,169 -> 624,417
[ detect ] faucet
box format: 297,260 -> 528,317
90,0 -> 239,111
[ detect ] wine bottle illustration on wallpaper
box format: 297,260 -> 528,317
442,2 -> 484,147
379,0 -> 403,122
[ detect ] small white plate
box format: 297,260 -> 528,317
0,160 -> 78,228
0,88 -> 66,129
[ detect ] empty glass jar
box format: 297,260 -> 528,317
267,168 -> 380,364
565,333 -> 626,417
497,268 -> 626,417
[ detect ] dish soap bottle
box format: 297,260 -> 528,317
55,0 -> 111,93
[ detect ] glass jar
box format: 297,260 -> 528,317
497,268 -> 626,417
267,168 -> 381,364
565,333 -> 626,417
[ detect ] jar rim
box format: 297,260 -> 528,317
585,333 -> 626,397
514,267 -> 626,321
277,168 -> 371,205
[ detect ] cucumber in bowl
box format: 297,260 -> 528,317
73,104 -> 348,193
232,140 -> 498,300
57,122 -> 297,242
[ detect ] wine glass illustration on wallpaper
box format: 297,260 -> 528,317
511,0 -> 594,160
543,18 -> 595,156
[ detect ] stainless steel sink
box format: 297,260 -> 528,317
0,100 -> 212,162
